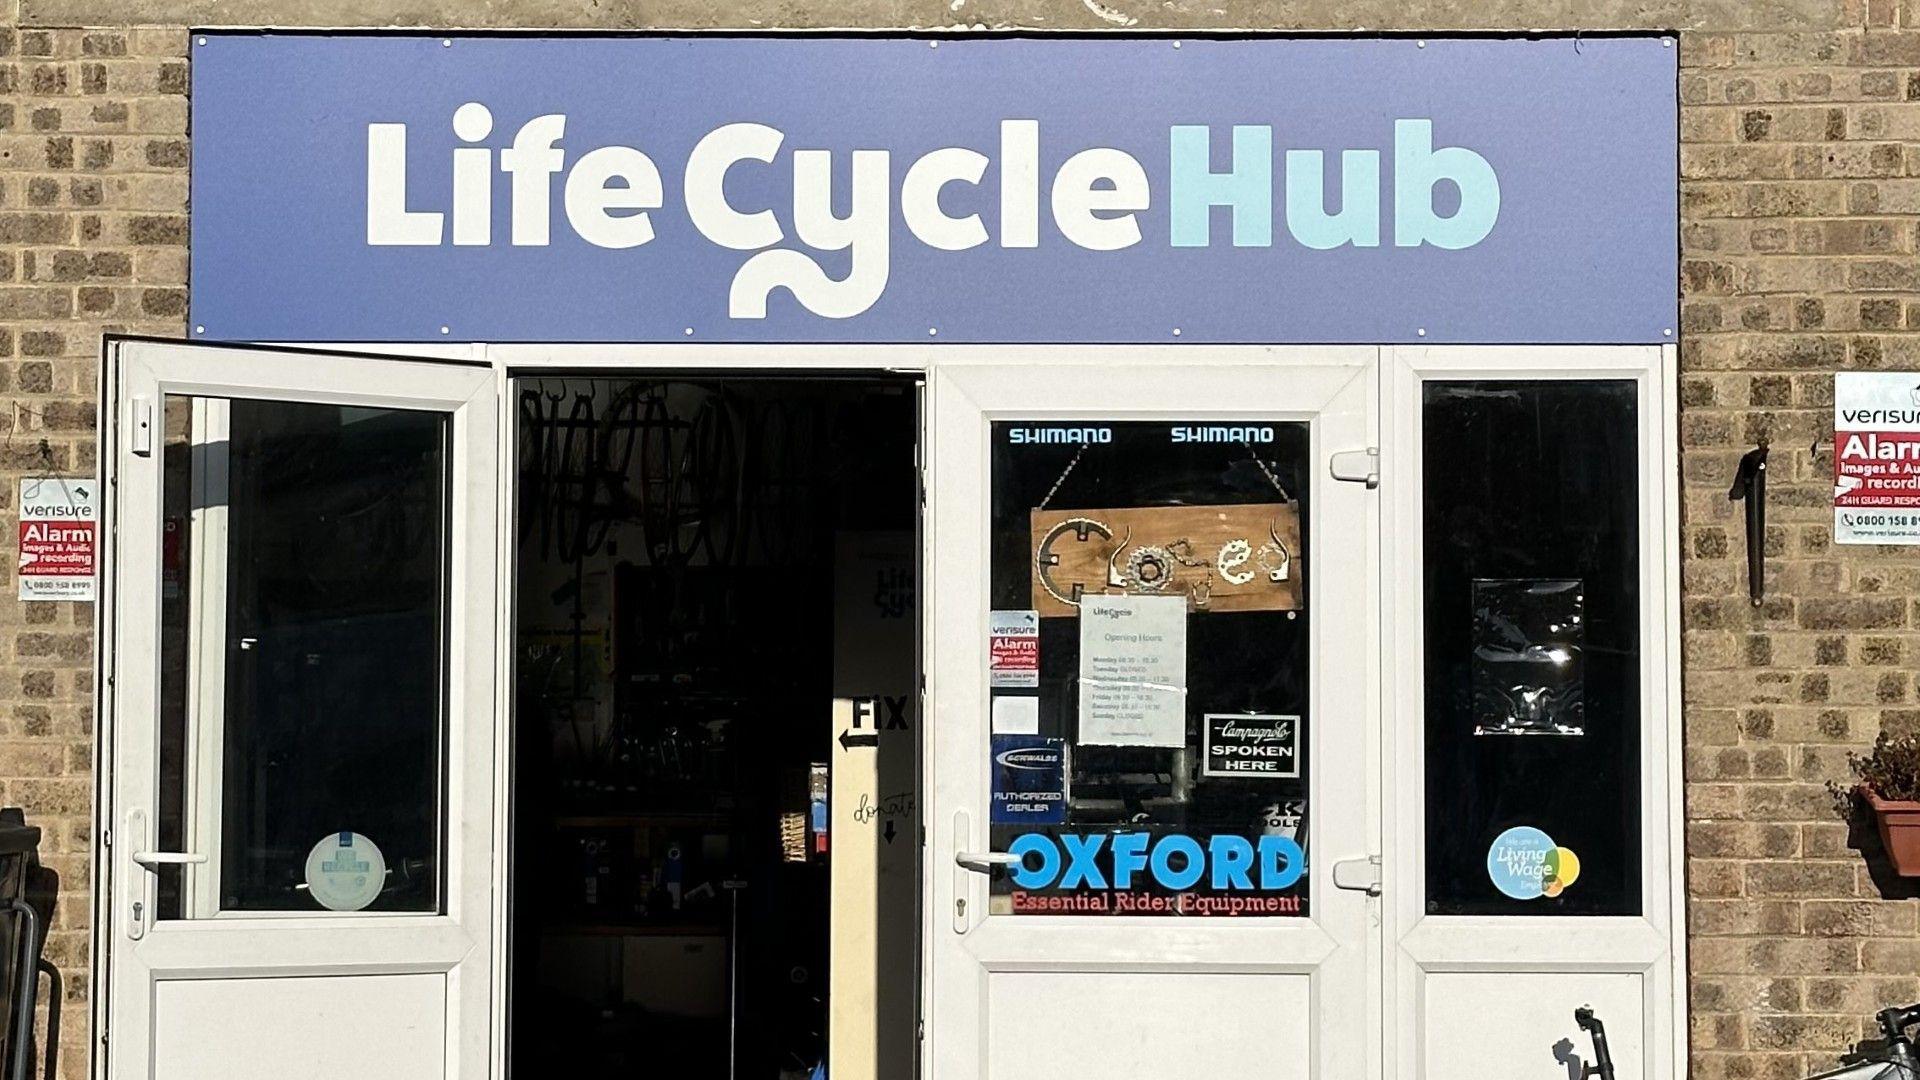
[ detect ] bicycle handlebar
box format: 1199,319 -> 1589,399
1880,1005 -> 1920,1042
1575,1007 -> 1618,1080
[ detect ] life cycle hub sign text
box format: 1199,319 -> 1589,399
190,35 -> 1677,345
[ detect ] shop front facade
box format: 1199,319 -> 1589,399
0,3 -> 1914,1080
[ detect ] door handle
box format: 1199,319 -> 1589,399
131,851 -> 208,870
122,809 -> 208,941
954,850 -> 1019,873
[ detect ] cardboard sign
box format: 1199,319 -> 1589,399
990,735 -> 1068,824
989,609 -> 1040,687
1031,502 -> 1301,617
1077,594 -> 1188,747
1203,713 -> 1302,779
18,477 -> 96,601
1834,372 -> 1920,544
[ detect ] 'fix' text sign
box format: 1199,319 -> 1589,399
190,35 -> 1676,345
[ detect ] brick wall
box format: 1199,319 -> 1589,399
2,0 -> 1919,1078
1679,11 -> 1920,1079
0,6 -> 187,1074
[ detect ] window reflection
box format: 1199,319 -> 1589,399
1422,381 -> 1641,916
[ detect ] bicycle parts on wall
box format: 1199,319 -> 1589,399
1031,504 -> 1300,617
519,379 -> 824,570
516,377 -> 903,803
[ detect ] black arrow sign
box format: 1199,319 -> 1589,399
883,820 -> 897,844
838,729 -> 878,751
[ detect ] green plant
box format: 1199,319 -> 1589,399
1852,731 -> 1920,803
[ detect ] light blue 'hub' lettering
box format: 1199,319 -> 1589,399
1393,118 -> 1501,249
1169,125 -> 1273,248
1285,148 -> 1380,249
1169,120 -> 1497,251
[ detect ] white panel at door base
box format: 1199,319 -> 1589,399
153,974 -> 448,1079
988,971 -> 1311,1079
1421,972 -> 1643,1080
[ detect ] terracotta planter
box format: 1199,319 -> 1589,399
1864,786 -> 1920,877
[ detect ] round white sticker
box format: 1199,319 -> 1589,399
304,832 -> 387,912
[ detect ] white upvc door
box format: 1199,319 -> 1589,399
1381,345 -> 1684,1080
96,339 -> 501,1080
924,349 -> 1380,1080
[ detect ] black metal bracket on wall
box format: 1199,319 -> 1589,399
1727,442 -> 1769,607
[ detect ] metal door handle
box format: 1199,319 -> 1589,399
954,850 -> 1019,873
131,851 -> 207,870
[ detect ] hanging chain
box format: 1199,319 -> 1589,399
1242,439 -> 1293,503
1036,441 -> 1089,511
1041,438 -> 1287,509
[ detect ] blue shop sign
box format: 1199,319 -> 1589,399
190,34 -> 1677,344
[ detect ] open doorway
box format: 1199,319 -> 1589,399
508,374 -> 921,1079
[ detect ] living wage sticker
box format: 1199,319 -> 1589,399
305,831 -> 387,912
1486,826 -> 1581,900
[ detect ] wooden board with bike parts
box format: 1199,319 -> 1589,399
1030,502 -> 1302,618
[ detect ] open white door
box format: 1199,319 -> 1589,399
924,350 -> 1379,1080
96,339 -> 500,1079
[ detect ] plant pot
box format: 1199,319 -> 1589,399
1863,786 -> 1920,877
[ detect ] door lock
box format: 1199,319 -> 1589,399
1331,855 -> 1383,896
1328,447 -> 1380,489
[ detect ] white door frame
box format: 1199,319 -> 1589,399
96,340 -> 1684,1079
1380,344 -> 1685,1080
93,338 -> 501,1079
915,347 -> 1380,1080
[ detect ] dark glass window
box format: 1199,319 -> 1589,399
218,400 -> 449,912
987,420 -> 1311,918
1422,381 -> 1641,916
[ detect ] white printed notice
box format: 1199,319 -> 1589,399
1835,372 -> 1920,545
1077,594 -> 1187,747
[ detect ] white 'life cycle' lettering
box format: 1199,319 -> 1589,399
367,108 -> 1502,320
